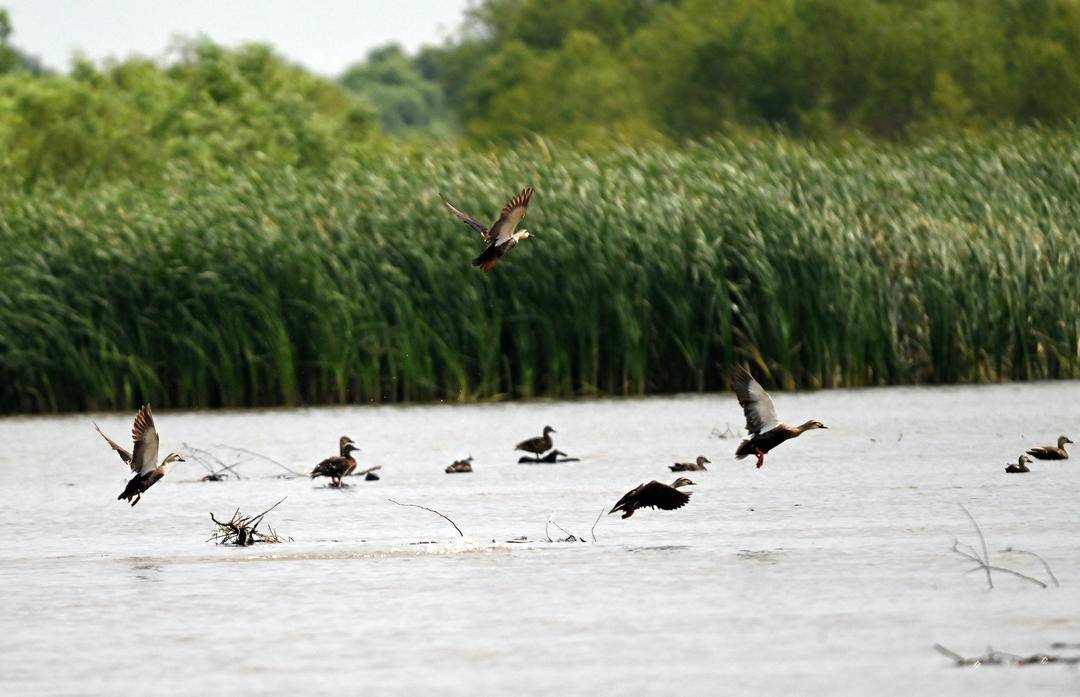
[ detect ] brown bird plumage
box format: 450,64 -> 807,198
446,456 -> 474,473
670,455 -> 710,472
312,440 -> 360,487
518,449 -> 580,464
1026,435 -> 1072,460
443,188 -> 534,271
1005,455 -> 1032,473
95,404 -> 184,506
515,426 -> 556,462
731,367 -> 827,469
609,478 -> 695,519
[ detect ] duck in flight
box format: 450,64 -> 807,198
515,425 -> 556,463
1026,435 -> 1072,460
670,456 -> 710,472
609,478 -> 695,519
312,436 -> 360,487
443,188 -> 533,271
731,366 -> 827,469
95,404 -> 184,506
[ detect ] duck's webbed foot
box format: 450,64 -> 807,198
754,449 -> 766,469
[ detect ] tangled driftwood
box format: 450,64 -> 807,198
951,504 -> 1057,589
208,497 -> 289,546
935,644 -> 1080,666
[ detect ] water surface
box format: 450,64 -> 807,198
2,382 -> 1079,695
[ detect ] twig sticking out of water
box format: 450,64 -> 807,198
951,504 -> 1052,589
590,507 -> 604,542
545,513 -> 587,543
387,498 -> 463,537
212,444 -> 305,477
349,464 -> 382,477
999,547 -> 1060,588
208,497 -> 288,546
182,443 -> 244,480
934,643 -> 1080,666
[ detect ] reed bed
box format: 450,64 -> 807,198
1,129 -> 1078,412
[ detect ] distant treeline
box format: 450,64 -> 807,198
1,130 -> 1077,413
3,1 -> 1080,160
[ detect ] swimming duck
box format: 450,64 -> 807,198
446,456 -> 474,473
1005,455 -> 1032,473
311,441 -> 360,487
609,477 -> 695,519
731,366 -> 827,469
443,188 -> 533,271
515,426 -> 556,462
1026,435 -> 1072,460
670,456 -> 710,472
517,449 -> 580,464
95,404 -> 185,507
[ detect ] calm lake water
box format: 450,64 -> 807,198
2,382 -> 1079,696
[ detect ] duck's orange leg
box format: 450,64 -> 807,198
754,448 -> 766,469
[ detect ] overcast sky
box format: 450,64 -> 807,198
3,0 -> 474,76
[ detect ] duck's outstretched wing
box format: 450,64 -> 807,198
488,188 -> 532,245
130,405 -> 160,475
636,480 -> 692,511
442,196 -> 489,238
609,483 -> 645,515
95,423 -> 134,470
731,367 -> 780,436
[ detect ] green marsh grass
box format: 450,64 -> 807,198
1,129 -> 1078,412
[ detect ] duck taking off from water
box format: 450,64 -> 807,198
1026,435 -> 1072,460
609,478 -> 695,519
312,438 -> 360,487
1005,455 -> 1032,473
515,426 -> 556,462
731,367 -> 827,469
95,404 -> 184,507
670,456 -> 710,472
443,188 -> 533,271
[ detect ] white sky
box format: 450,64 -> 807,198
3,0 -> 474,76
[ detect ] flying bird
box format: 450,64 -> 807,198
515,425 -> 556,463
731,366 -> 827,469
1026,435 -> 1072,460
670,456 -> 710,472
95,404 -> 184,506
443,187 -> 534,271
312,437 -> 360,487
609,478 -> 695,519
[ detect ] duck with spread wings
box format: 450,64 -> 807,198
609,478 -> 695,519
443,188 -> 534,271
95,404 -> 185,506
731,367 -> 827,469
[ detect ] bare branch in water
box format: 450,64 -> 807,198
208,497 -> 288,546
934,643 -> 1080,666
951,505 -> 1053,589
212,444 -> 305,477
999,547 -> 1059,588
387,498 -> 463,537
591,507 -> 605,542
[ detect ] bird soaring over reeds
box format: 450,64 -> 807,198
443,188 -> 534,271
95,404 -> 184,506
609,478 -> 695,519
731,367 -> 827,468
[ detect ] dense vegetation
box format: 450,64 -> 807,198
362,0 -> 1080,140
0,4 -> 1078,413
2,129 -> 1078,412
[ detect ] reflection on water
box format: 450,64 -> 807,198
1,382 -> 1079,696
